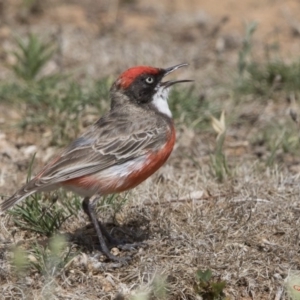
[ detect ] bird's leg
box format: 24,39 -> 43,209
82,197 -> 122,245
99,223 -> 146,252
98,222 -> 124,246
82,196 -> 128,262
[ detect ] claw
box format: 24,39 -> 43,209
104,253 -> 131,265
116,241 -> 147,251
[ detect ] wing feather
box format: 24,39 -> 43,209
31,117 -> 170,187
1,108 -> 172,211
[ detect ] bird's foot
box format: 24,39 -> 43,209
100,226 -> 147,251
100,240 -> 147,264
103,251 -> 131,265
115,241 -> 147,251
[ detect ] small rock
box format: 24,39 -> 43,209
111,247 -> 120,256
21,145 -> 37,157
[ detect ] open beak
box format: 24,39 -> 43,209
161,63 -> 193,88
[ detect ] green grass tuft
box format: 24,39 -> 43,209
194,269 -> 228,300
236,59 -> 300,96
9,192 -> 82,236
28,234 -> 74,276
169,86 -> 221,130
11,33 -> 56,82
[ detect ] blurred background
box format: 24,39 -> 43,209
1,1 -> 300,299
1,0 -> 300,79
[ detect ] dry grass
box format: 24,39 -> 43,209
2,161 -> 300,299
1,1 -> 300,299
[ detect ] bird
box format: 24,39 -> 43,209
1,63 -> 192,262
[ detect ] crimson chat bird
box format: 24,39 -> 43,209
1,63 -> 192,262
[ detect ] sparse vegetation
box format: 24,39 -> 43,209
28,234 -> 74,276
169,86 -> 218,129
236,22 -> 300,98
1,2 -> 300,299
8,153 -> 81,235
236,58 -> 300,97
1,33 -> 112,146
9,192 -> 81,235
96,193 -> 129,219
210,111 -> 230,182
11,235 -> 76,299
11,33 -> 56,82
237,21 -> 258,78
194,269 -> 227,300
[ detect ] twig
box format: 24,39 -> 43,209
274,287 -> 283,300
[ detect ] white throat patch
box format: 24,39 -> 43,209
152,87 -> 172,118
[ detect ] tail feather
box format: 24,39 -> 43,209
1,174 -> 59,211
1,190 -> 37,211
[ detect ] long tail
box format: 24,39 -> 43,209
1,188 -> 38,211
2,153 -> 63,211
1,176 -> 52,211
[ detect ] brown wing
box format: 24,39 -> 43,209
1,109 -> 171,211
29,113 -> 170,187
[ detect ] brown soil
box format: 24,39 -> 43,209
1,1 -> 300,299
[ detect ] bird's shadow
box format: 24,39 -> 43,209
69,216 -> 151,253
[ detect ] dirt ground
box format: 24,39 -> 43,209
1,0 -> 300,299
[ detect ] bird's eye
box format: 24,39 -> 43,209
145,76 -> 154,84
